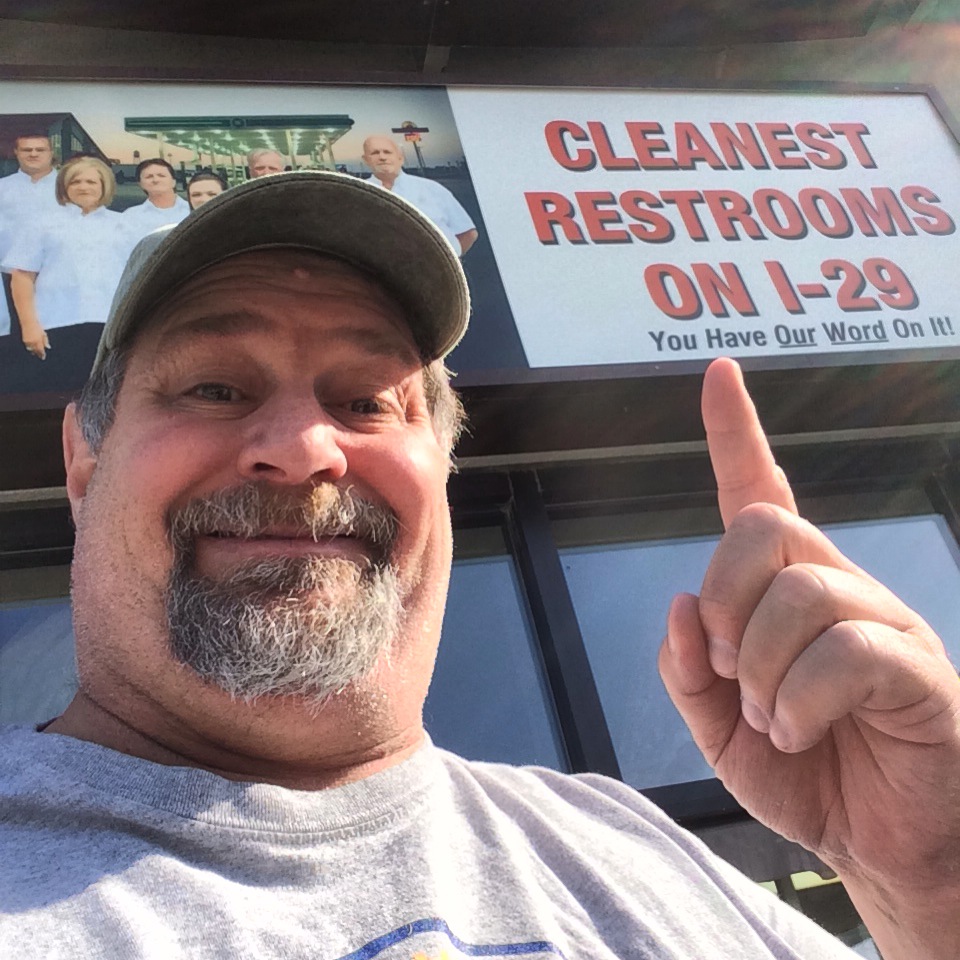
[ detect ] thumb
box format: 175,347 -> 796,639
659,593 -> 741,767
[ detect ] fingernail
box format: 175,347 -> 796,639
740,698 -> 770,734
769,718 -> 793,752
708,636 -> 739,678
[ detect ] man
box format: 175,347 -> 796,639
362,134 -> 479,257
247,147 -> 285,178
1,172 -> 957,959
0,133 -> 59,336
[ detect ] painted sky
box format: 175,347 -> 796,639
0,81 -> 467,169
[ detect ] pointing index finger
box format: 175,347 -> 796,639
702,358 -> 798,528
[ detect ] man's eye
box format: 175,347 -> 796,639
189,383 -> 242,403
348,397 -> 386,415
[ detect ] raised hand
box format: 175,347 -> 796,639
658,357 -> 960,960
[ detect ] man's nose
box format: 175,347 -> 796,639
235,395 -> 348,485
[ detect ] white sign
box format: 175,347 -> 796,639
449,87 -> 960,367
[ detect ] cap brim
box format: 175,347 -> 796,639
94,170 -> 470,375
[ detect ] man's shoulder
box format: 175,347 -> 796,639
0,170 -> 26,201
396,172 -> 454,197
1,723 -> 45,753
0,724 -> 65,776
436,749 -> 675,834
0,725 -> 64,802
0,170 -> 56,195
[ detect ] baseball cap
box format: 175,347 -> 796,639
91,170 -> 471,378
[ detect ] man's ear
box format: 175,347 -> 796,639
63,402 -> 98,519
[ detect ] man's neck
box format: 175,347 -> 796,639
43,685 -> 426,790
375,170 -> 401,190
23,168 -> 52,184
150,195 -> 178,210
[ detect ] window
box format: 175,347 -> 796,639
426,525 -> 567,770
555,501 -> 960,792
0,565 -> 76,725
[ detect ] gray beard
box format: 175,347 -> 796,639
164,484 -> 402,707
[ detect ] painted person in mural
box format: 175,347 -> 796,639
362,134 -> 479,257
5,156 -> 134,364
0,132 -> 60,338
122,157 -> 191,242
186,169 -> 227,211
0,172 -> 958,960
247,148 -> 285,178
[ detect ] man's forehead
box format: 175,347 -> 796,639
17,138 -> 50,149
174,248 -> 400,294
140,248 -> 418,357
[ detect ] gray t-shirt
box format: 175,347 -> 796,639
0,725 -> 854,958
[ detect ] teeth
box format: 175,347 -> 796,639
202,531 -> 357,540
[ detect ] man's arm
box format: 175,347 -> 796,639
11,268 -> 49,359
659,357 -> 960,960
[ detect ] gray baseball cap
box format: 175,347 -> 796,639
92,170 -> 471,377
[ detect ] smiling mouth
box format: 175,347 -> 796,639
204,528 -> 359,540
192,531 -> 377,575
169,483 -> 400,573
198,528 -> 371,553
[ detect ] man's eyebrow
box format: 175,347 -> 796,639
151,309 -> 419,362
153,310 -> 270,350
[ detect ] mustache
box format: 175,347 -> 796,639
168,483 -> 399,563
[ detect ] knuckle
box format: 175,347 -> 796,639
821,619 -> 873,662
696,588 -> 738,635
727,501 -> 789,540
770,563 -> 829,614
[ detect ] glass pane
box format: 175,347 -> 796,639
426,532 -> 567,770
0,599 -> 77,724
559,512 -> 960,791
827,516 -> 960,662
560,534 -> 718,790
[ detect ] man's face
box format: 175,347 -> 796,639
362,138 -> 404,179
187,179 -> 224,210
15,137 -> 53,177
250,152 -> 284,177
67,250 -> 453,730
139,163 -> 176,198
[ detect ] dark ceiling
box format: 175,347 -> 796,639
0,0 -> 925,49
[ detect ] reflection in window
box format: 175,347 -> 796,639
560,534 -> 717,790
426,527 -> 567,771
558,513 -> 960,791
0,599 -> 77,725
